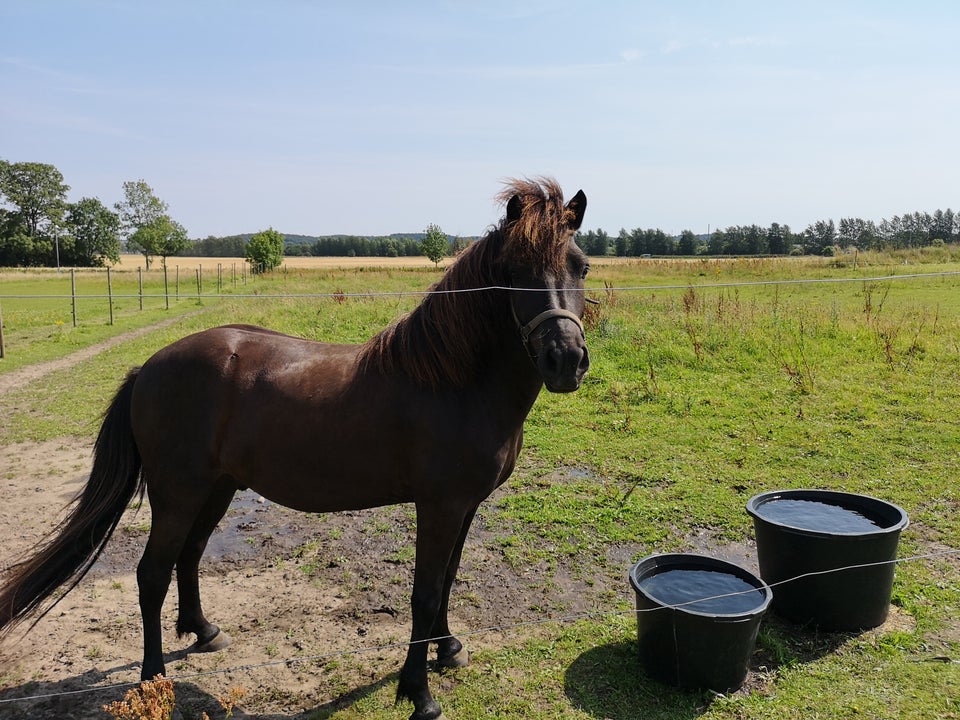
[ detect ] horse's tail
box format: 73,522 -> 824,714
0,368 -> 145,636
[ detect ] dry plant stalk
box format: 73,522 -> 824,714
215,686 -> 247,718
102,676 -> 174,720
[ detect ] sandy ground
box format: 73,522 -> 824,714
0,435 -> 611,720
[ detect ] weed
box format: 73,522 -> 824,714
681,286 -> 704,360
214,686 -> 247,718
386,545 -> 415,564
862,280 -> 891,321
770,317 -> 815,398
103,676 -> 174,720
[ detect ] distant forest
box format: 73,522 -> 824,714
183,233 -> 474,259
188,210 -> 960,260
575,209 -> 960,257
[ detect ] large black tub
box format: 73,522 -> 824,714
629,553 -> 772,692
747,489 -> 909,631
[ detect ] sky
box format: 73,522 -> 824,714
2,1 -> 959,239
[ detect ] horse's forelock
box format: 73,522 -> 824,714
496,177 -> 574,270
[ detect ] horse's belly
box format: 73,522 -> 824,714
247,471 -> 412,514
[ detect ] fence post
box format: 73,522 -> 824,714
163,263 -> 170,310
195,268 -> 202,301
138,267 -> 144,311
0,301 -> 5,359
176,265 -> 180,300
107,266 -> 114,325
71,268 -> 78,327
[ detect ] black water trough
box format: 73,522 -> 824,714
629,553 -> 772,692
747,489 -> 909,631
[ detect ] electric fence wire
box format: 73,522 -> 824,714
0,547 -> 957,706
2,269 -> 960,301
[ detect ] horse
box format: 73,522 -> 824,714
0,177 -> 589,720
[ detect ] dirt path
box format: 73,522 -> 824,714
0,314 -> 197,396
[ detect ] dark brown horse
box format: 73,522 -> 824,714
0,178 -> 588,720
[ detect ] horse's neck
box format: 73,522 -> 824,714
474,316 -> 547,420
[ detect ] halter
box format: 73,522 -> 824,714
518,307 -> 585,345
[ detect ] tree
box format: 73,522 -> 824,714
0,161 -> 69,265
615,228 -> 630,256
767,223 -> 790,255
582,228 -> 611,255
65,197 -> 121,266
677,229 -> 698,255
115,180 -> 168,267
421,223 -> 448,266
129,215 -> 189,271
245,227 -> 285,273
707,228 -> 726,255
838,218 -> 879,250
802,219 -> 837,255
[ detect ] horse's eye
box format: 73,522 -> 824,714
580,264 -> 590,280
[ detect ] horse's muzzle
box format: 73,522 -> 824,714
537,335 -> 590,393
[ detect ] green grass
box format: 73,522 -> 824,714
2,250 -> 959,718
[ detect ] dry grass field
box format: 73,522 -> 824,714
112,254 -> 451,271
111,253 -> 645,273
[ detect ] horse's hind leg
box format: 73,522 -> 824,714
138,475 -> 232,680
138,498 -> 200,679
175,482 -> 236,652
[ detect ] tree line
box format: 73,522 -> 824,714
0,160 -> 462,269
4,159 -> 957,268
185,233 -> 466,262
576,208 -> 959,258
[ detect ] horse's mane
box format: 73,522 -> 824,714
357,177 -> 573,389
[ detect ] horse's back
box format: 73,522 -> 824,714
128,325 -> 425,510
131,325 -> 357,458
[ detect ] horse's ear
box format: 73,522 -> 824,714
506,194 -> 523,223
566,190 -> 587,230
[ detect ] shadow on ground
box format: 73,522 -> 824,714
563,618 -> 860,720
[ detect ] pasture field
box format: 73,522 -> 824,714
0,249 -> 959,719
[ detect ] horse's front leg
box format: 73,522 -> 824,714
397,505 -> 470,720
431,507 -> 477,669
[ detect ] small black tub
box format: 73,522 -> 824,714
629,553 -> 772,692
746,489 -> 908,631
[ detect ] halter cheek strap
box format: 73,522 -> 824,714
518,308 -> 585,345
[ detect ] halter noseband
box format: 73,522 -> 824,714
518,307 -> 585,345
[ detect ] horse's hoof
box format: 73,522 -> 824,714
195,630 -> 232,653
438,646 -> 470,669
410,711 -> 447,720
